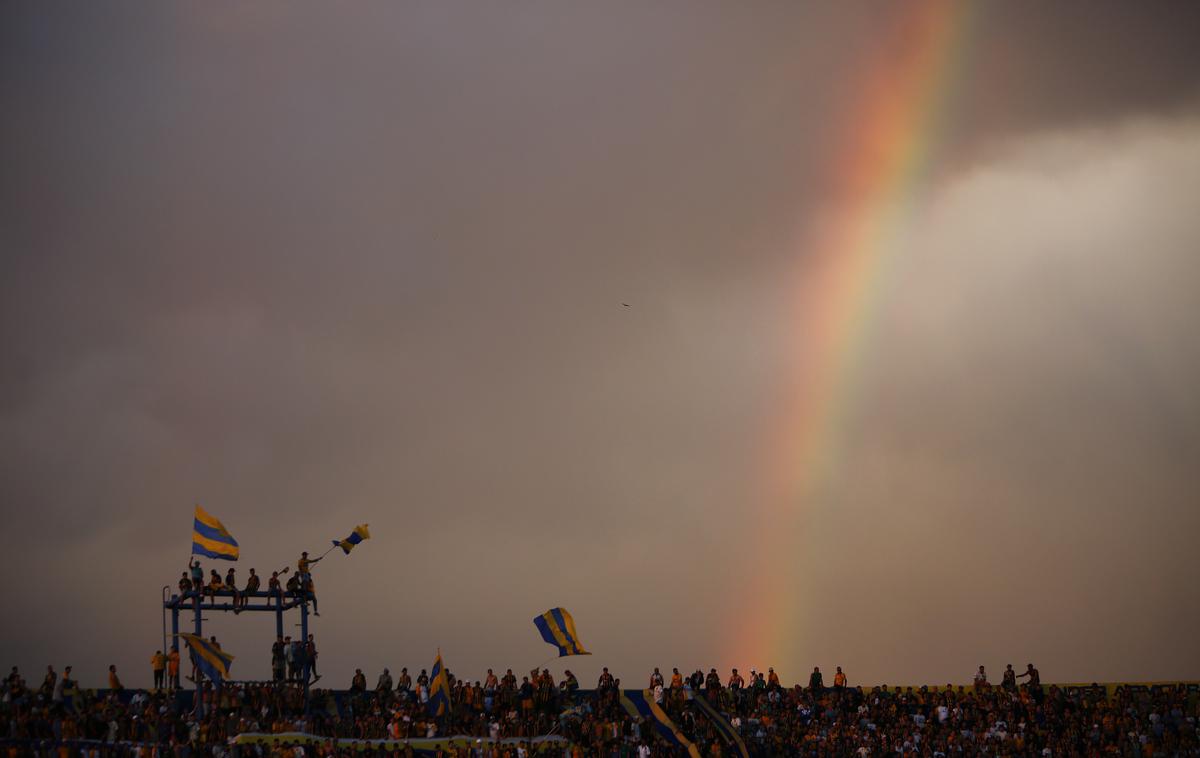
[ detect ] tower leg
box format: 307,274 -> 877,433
300,601 -> 310,712
193,594 -> 204,715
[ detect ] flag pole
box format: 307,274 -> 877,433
187,503 -> 196,568
531,654 -> 559,672
316,544 -> 338,560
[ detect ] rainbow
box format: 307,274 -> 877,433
730,0 -> 977,671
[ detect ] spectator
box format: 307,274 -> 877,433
808,666 -> 823,692
224,567 -> 238,607
649,667 -> 664,689
40,665 -> 56,697
283,636 -> 296,680
293,637 -> 309,683
302,572 -> 320,616
305,633 -> 320,682
1001,663 -> 1017,692
205,570 -> 224,604
267,569 -> 284,606
271,636 -> 286,682
296,551 -> 323,616
150,650 -> 166,689
597,667 -> 614,691
53,666 -> 69,702
1018,662 -> 1040,687
167,647 -> 180,689
728,668 -> 744,690
562,669 -> 579,695
235,567 -> 259,612
1018,662 -> 1043,703
974,665 -> 990,691
2,659 -> 1197,756
705,668 -> 721,695
107,665 -> 122,692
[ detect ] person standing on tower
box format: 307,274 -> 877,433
167,648 -> 180,689
151,651 -> 166,690
305,634 -> 320,681
189,560 -> 203,595
297,551 -> 323,616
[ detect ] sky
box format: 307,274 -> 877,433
2,1 -> 1199,690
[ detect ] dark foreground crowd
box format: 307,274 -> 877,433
3,664 -> 1198,757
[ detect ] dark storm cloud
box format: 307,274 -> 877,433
1,1 -> 1198,686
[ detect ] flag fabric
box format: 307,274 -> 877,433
192,505 -> 239,561
620,689 -> 701,758
331,524 -> 371,555
687,688 -> 750,757
178,633 -> 234,685
428,651 -> 451,717
533,608 -> 590,657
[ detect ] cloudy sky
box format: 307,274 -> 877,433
2,1 -> 1198,689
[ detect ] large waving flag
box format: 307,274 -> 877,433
332,524 -> 370,555
533,608 -> 590,657
179,633 -> 234,685
428,651 -> 451,717
620,690 -> 700,758
192,505 -> 239,561
688,688 -> 749,757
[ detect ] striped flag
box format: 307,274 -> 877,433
192,505 -> 239,561
332,524 -> 371,555
533,608 -> 590,657
178,633 -> 234,685
428,651 -> 451,717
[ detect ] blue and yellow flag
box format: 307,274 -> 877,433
332,524 -> 370,555
178,633 -> 234,685
688,687 -> 749,757
620,690 -> 700,758
533,607 -> 590,657
192,505 -> 239,561
428,651 -> 451,717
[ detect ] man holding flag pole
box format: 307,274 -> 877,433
294,525 -> 370,616
296,551 -> 323,616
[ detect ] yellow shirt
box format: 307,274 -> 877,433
151,653 -> 167,671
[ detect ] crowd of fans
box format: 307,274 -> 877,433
175,556 -> 322,616
3,661 -> 1198,757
